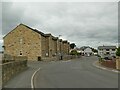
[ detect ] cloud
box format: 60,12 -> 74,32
1,2 -> 118,49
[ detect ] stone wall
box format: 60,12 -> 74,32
42,55 -> 79,61
62,41 -> 70,55
3,24 -> 42,61
2,54 -> 27,63
3,24 -> 71,61
101,60 -> 116,69
1,54 -> 28,86
2,60 -> 27,86
99,57 -> 120,70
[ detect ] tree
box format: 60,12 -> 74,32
70,50 -> 78,55
116,47 -> 120,56
91,48 -> 98,53
70,43 -> 76,49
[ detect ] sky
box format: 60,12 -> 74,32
0,0 -> 119,51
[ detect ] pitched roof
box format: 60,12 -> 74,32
63,40 -> 68,43
22,24 -> 59,40
3,23 -> 46,38
4,23 -> 52,38
59,39 -> 62,42
98,46 -> 116,49
33,29 -> 45,36
3,23 -> 71,43
80,46 -> 90,50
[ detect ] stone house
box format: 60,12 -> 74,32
3,24 -> 70,61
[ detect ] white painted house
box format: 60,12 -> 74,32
80,46 -> 93,56
98,46 -> 117,59
84,47 -> 93,56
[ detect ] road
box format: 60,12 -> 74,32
3,56 -> 118,88
34,56 -> 118,88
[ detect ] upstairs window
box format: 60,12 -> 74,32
106,49 -> 109,51
106,52 -> 109,54
19,38 -> 23,44
20,51 -> 22,55
112,49 -> 115,51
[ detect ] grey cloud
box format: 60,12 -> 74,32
1,2 -> 118,49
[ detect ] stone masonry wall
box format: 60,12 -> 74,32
2,60 -> 27,86
4,24 -> 42,61
116,57 -> 120,70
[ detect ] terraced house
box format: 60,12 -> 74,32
3,24 -> 70,61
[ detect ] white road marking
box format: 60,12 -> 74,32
112,70 -> 119,73
31,67 -> 41,89
102,68 -> 106,70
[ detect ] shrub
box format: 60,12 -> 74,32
70,50 -> 78,55
116,47 -> 120,56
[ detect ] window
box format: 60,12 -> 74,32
20,39 -> 22,44
20,52 -> 22,55
106,49 -> 109,51
106,52 -> 109,54
20,51 -> 22,55
112,49 -> 115,51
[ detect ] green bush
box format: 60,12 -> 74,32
70,50 -> 78,55
116,47 -> 120,56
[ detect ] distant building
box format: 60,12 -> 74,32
98,46 -> 117,59
79,46 -> 93,56
84,47 -> 93,56
3,24 -> 70,61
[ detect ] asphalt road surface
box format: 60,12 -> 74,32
4,56 -> 118,88
34,56 -> 118,88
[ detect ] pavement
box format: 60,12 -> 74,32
3,61 -> 61,88
3,61 -> 42,88
3,56 -> 119,88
